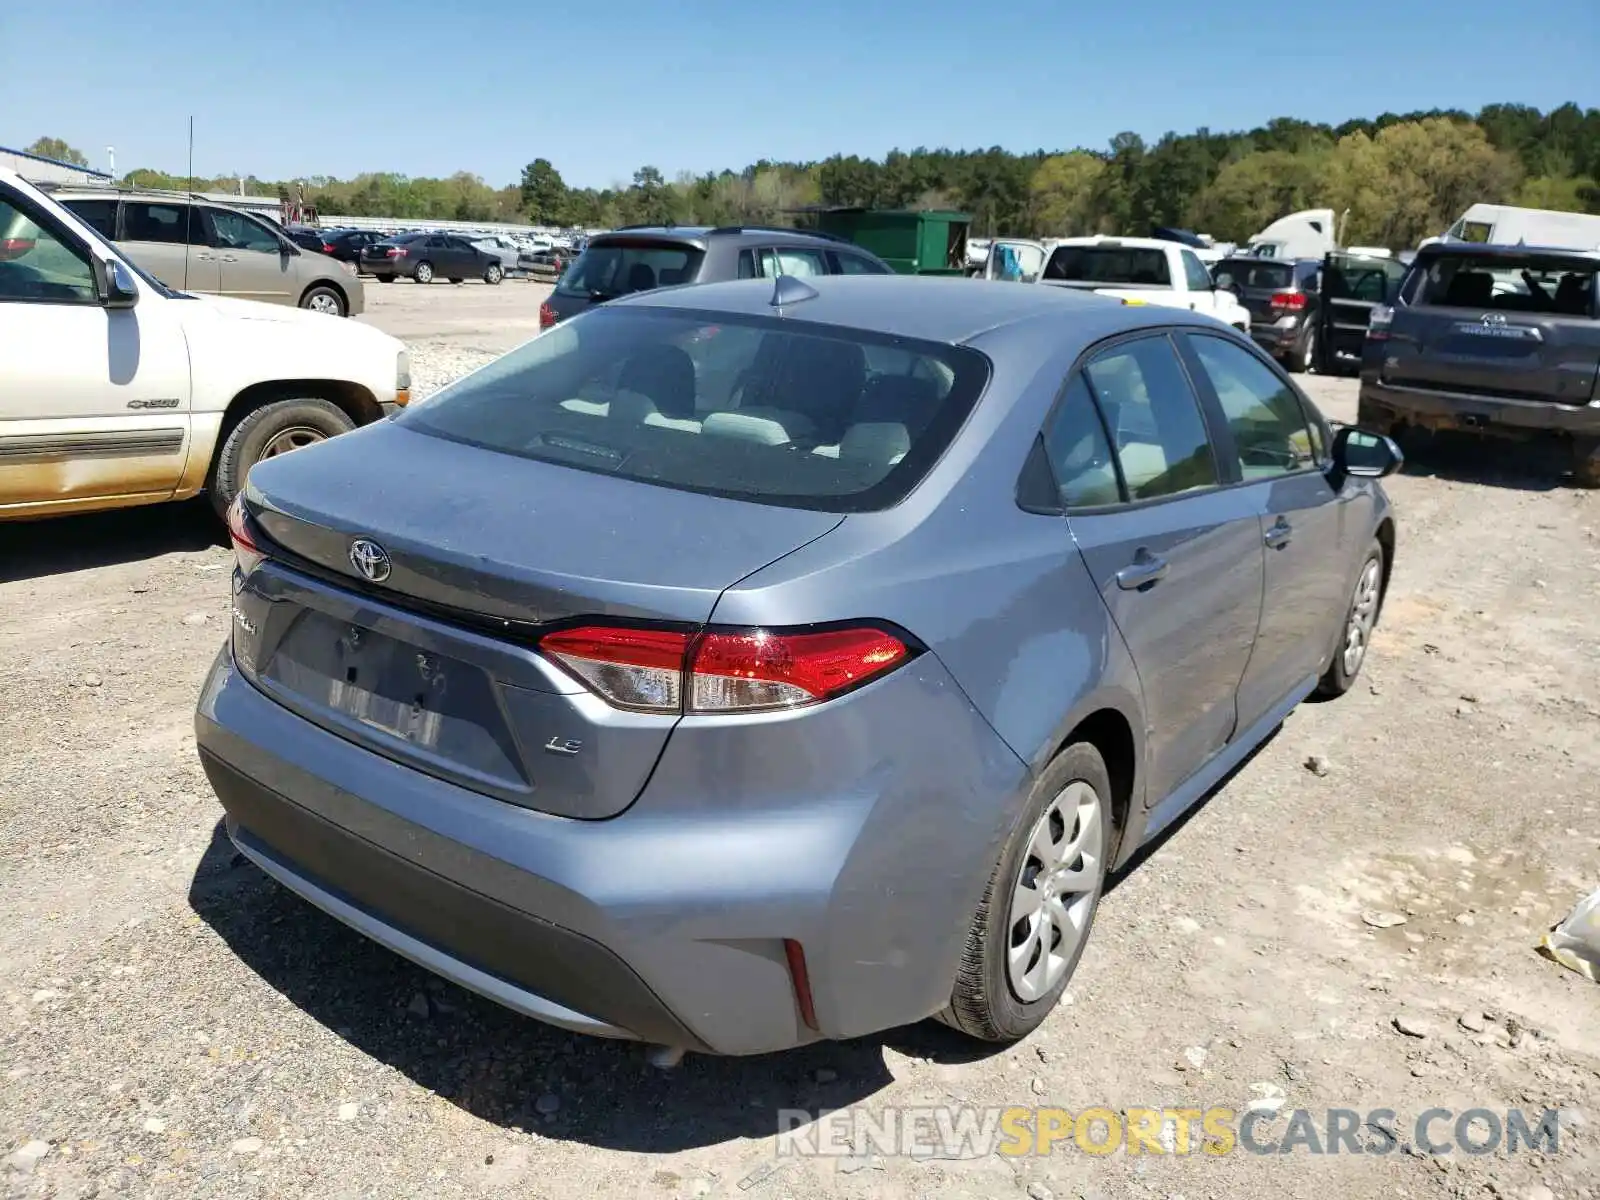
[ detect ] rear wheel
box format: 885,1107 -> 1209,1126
207,398 -> 356,520
414,261 -> 434,284
940,743 -> 1111,1042
1573,441 -> 1600,489
299,285 -> 346,317
484,263 -> 504,285
1287,326 -> 1316,373
1317,541 -> 1384,697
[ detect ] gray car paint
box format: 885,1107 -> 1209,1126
196,276 -> 1394,1054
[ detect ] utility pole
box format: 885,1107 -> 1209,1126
106,146 -> 115,177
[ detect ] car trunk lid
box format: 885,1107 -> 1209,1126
232,420 -> 843,818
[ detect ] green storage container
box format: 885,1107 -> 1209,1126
805,208 -> 971,275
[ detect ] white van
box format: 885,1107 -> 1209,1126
1440,204 -> 1600,251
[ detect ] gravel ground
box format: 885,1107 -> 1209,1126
2,287 -> 1598,1200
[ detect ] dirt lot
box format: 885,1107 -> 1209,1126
3,283 -> 1598,1200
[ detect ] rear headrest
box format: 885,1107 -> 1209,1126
617,343 -> 696,419
626,262 -> 657,292
1445,271 -> 1494,307
856,375 -> 938,435
839,422 -> 910,468
702,411 -> 800,446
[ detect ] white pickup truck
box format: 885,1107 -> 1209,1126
0,168 -> 410,522
981,235 -> 1251,331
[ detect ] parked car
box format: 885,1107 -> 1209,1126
1212,256 -> 1323,372
197,274 -> 1400,1056
1358,241 -> 1600,485
319,228 -> 389,268
284,225 -> 327,253
982,235 -> 1251,332
0,168 -> 407,521
469,235 -> 521,273
51,187 -> 364,316
540,225 -> 892,327
360,232 -> 507,284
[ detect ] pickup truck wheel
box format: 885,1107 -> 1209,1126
413,261 -> 434,284
299,285 -> 346,317
208,398 -> 356,520
1573,442 -> 1600,489
484,264 -> 504,285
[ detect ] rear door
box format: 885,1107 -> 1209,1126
210,208 -> 297,304
117,200 -> 220,294
983,238 -> 1046,282
1379,251 -> 1600,403
1057,333 -> 1265,803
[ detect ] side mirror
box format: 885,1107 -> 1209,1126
1332,425 -> 1403,479
280,239 -> 299,256
93,258 -> 140,309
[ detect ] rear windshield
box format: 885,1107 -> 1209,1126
396,305 -> 990,512
1043,245 -> 1171,286
1212,259 -> 1294,290
556,239 -> 705,299
1411,254 -> 1596,316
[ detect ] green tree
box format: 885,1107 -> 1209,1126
25,137 -> 88,166
519,158 -> 568,225
1189,150 -> 1325,242
1029,153 -> 1105,235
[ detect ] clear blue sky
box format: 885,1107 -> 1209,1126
3,0 -> 1596,190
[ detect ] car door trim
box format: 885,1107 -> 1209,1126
0,428 -> 186,461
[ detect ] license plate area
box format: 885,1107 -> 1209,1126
261,609 -> 529,790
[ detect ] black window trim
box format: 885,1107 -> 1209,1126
0,181 -> 105,309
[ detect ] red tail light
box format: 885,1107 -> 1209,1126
539,624 -> 913,714
0,237 -> 36,261
321,243 -> 337,254
1269,291 -> 1308,312
539,301 -> 557,328
226,494 -> 265,575
386,247 -> 406,259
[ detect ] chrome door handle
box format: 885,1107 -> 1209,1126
1264,516 -> 1293,549
1115,549 -> 1170,590
192,252 -> 214,261
220,254 -> 239,263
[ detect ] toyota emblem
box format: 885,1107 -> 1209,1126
349,539 -> 391,583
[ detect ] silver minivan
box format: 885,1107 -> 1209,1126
52,189 -> 364,316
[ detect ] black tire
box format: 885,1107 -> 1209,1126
940,742 -> 1112,1042
207,397 -> 356,520
1317,540 -> 1384,698
484,263 -> 504,285
376,275 -> 394,283
298,284 -> 346,317
413,261 -> 434,284
1286,326 -> 1316,373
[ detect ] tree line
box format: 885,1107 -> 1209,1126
23,103 -> 1600,248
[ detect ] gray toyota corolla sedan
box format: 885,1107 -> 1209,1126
196,275 -> 1400,1056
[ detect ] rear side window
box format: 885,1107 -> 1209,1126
1413,253 -> 1596,317
62,198 -> 117,238
121,202 -> 206,246
1044,374 -> 1121,508
1081,336 -> 1218,500
396,306 -> 989,512
832,251 -> 891,275
1043,246 -> 1172,287
558,240 -> 704,297
1181,251 -> 1212,291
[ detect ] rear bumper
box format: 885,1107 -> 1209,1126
194,644 -> 1028,1054
1358,380 -> 1600,439
1248,320 -> 1303,355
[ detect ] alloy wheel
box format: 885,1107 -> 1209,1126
1007,781 -> 1103,1002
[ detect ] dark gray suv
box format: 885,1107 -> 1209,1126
539,225 -> 892,328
